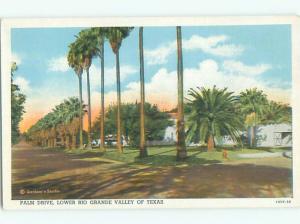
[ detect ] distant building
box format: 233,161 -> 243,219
255,123 -> 292,147
147,112 -> 177,146
163,112 -> 177,142
218,123 -> 292,148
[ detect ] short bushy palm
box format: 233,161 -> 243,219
186,86 -> 243,151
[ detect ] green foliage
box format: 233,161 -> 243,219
68,28 -> 110,74
92,103 -> 173,146
67,41 -> 84,77
68,27 -> 110,66
11,62 -> 26,144
239,88 -> 268,126
107,27 -> 134,53
27,97 -> 83,141
185,86 -> 244,145
71,29 -> 100,69
89,27 -> 110,56
260,101 -> 292,125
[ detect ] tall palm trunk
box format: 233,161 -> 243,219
78,74 -> 83,148
100,43 -> 105,150
86,68 -> 92,149
176,26 -> 187,160
116,50 -> 122,152
139,27 -> 147,158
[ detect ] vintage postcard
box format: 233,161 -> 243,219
1,16 -> 300,209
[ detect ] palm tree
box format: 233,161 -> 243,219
139,27 -> 148,157
53,100 -> 69,148
76,30 -> 99,149
90,27 -> 109,150
107,27 -> 134,152
186,87 -> 243,151
240,88 -> 268,148
63,97 -> 81,149
28,112 -> 54,148
68,41 -> 84,148
176,26 -> 187,160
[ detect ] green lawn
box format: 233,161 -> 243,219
61,146 -> 290,167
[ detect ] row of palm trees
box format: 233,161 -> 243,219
67,26 -> 187,160
27,97 -> 81,149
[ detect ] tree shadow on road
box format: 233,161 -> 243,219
12,161 -> 292,200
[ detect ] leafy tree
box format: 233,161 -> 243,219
185,86 -> 243,151
91,103 -> 173,147
11,62 -> 26,144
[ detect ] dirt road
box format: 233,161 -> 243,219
12,141 -> 292,199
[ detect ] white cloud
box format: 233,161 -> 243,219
14,76 -> 31,94
96,59 -> 290,111
144,42 -> 176,65
183,35 -> 244,57
144,35 -> 244,65
12,53 -> 22,65
223,60 -> 271,76
48,56 -> 69,72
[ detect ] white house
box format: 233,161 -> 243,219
163,113 -> 176,142
255,123 -> 292,147
218,123 -> 292,147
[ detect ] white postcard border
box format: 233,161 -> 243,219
1,16 -> 300,209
